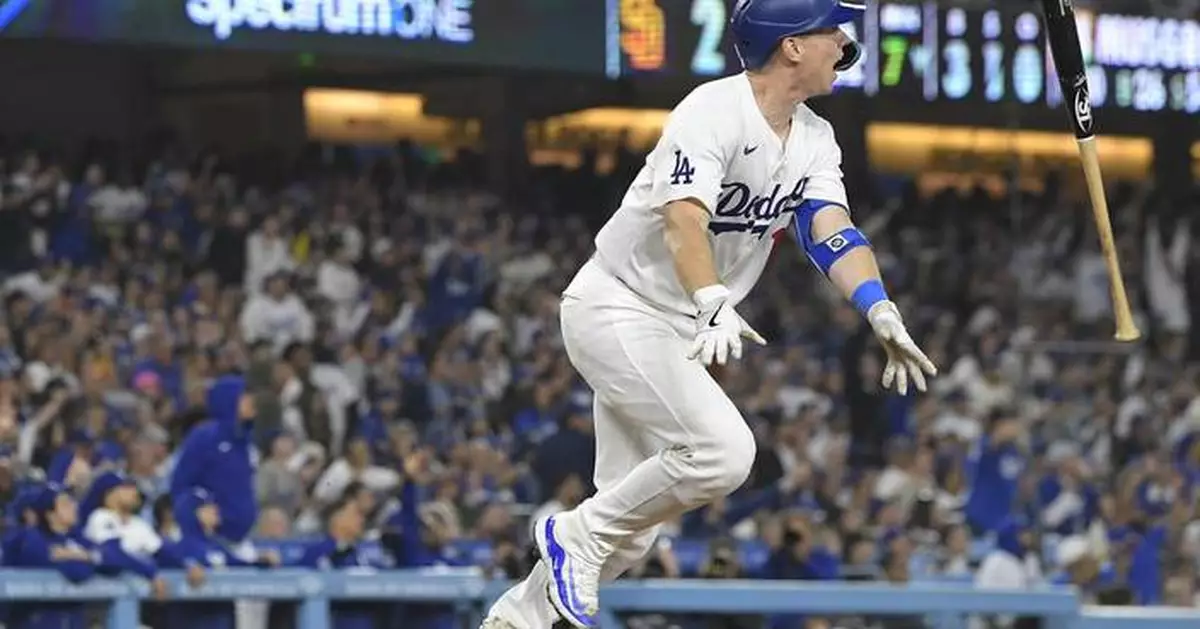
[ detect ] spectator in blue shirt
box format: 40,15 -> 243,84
297,497 -> 386,629
379,452 -> 466,629
964,410 -> 1025,535
10,483 -> 165,628
1038,454 -> 1100,536
157,488 -> 278,629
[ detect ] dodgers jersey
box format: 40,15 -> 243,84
592,73 -> 848,317
84,508 -> 164,558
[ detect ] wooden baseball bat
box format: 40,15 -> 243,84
1040,0 -> 1140,342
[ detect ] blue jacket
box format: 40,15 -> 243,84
380,482 -> 467,569
994,516 -> 1032,562
9,526 -> 152,629
1108,524 -> 1166,605
169,376 -> 258,542
379,482 -> 465,629
1037,474 -> 1100,535
964,437 -> 1025,533
298,537 -> 385,629
157,490 -> 258,629
1,485 -> 39,565
765,545 -> 840,629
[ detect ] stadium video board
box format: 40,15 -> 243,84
615,0 -> 1200,115
2,0 -> 1196,116
0,0 -> 608,74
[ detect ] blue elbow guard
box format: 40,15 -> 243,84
791,200 -> 871,276
807,227 -> 871,275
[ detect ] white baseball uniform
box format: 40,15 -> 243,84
487,73 -> 848,628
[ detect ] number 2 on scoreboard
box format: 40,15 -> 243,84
691,0 -> 726,76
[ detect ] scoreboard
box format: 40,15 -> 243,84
614,0 -> 1200,115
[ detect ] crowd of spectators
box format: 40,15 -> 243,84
0,136 -> 1197,629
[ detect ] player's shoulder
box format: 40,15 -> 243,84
671,74 -> 749,119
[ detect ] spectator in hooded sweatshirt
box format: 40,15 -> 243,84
170,375 -> 258,543
169,374 -> 265,629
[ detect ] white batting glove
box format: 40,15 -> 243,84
866,301 -> 938,395
688,285 -> 767,366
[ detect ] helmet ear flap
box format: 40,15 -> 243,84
834,40 -> 861,72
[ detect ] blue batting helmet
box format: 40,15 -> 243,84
730,0 -> 865,71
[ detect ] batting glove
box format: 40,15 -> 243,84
688,285 -> 767,366
866,300 -> 938,395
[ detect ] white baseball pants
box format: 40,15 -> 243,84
487,259 -> 756,627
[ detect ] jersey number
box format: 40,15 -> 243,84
670,150 -> 695,185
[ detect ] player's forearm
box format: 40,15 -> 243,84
809,206 -> 885,300
663,200 -> 721,296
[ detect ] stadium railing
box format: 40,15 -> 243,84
2,569 -> 1199,629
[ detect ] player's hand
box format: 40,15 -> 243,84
866,301 -> 938,395
688,286 -> 766,366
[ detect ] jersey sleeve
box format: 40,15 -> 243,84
647,97 -> 729,214
801,118 -> 849,210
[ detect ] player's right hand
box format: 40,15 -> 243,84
688,285 -> 766,366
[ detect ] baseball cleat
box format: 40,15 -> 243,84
533,514 -> 601,628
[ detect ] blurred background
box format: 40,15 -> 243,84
0,0 -> 1198,628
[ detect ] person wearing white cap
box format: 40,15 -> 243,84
1053,535 -> 1123,604
972,518 -> 1043,629
1056,536 -> 1097,579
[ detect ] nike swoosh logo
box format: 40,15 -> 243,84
743,146 -> 758,156
707,304 -> 724,328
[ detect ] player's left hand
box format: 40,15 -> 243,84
866,301 -> 938,395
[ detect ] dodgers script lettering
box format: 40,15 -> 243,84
710,178 -> 808,236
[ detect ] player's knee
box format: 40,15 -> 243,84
692,423 -> 756,496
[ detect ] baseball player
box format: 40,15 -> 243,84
483,1 -> 937,627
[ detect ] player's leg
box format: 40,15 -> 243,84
591,394 -> 665,582
479,392 -> 656,628
535,296 -> 755,627
481,561 -> 557,629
